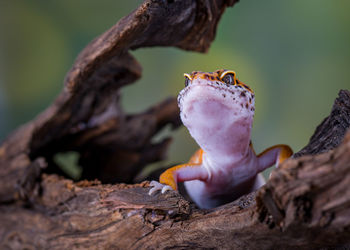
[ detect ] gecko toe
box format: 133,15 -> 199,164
161,185 -> 173,194
148,181 -> 173,195
148,181 -> 163,195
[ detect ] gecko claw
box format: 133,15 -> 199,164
148,180 -> 173,195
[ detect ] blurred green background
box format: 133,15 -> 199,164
0,0 -> 349,178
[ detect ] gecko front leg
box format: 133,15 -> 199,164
148,164 -> 208,194
149,149 -> 208,195
257,144 -> 293,172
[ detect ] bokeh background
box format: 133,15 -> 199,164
0,0 -> 349,178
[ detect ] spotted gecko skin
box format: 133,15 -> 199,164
149,69 -> 293,209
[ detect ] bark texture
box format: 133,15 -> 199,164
1,0 -> 350,249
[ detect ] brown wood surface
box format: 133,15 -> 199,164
0,0 -> 349,249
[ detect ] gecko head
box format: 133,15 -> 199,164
177,70 -> 255,143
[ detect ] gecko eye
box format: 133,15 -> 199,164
220,70 -> 236,85
184,73 -> 192,87
185,78 -> 190,87
222,73 -> 235,85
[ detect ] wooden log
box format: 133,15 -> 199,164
1,125 -> 350,249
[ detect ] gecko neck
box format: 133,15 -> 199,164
178,77 -> 255,166
187,118 -> 252,165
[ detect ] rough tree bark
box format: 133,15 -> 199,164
0,0 -> 349,249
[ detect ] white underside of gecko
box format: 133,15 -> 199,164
178,78 -> 261,208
